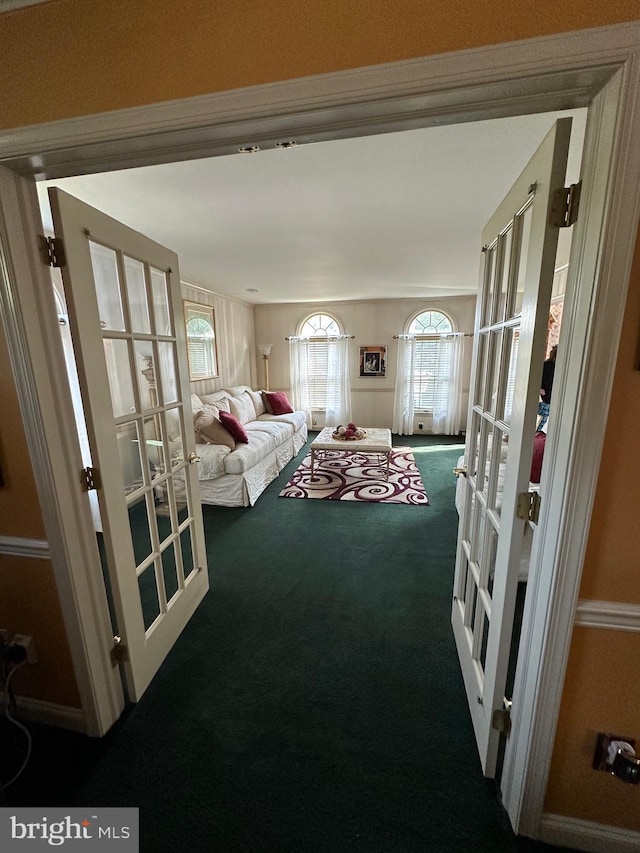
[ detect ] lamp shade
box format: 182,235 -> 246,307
257,344 -> 273,357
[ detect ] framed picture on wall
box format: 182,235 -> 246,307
359,345 -> 386,377
183,301 -> 219,381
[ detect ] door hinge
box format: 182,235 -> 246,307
549,180 -> 581,228
453,465 -> 467,478
81,466 -> 101,492
492,706 -> 512,737
41,235 -> 66,268
110,635 -> 129,667
516,490 -> 541,524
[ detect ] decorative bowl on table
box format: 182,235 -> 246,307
332,423 -> 366,440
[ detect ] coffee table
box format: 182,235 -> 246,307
310,426 -> 393,480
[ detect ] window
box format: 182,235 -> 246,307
409,310 -> 453,411
184,301 -> 218,381
299,313 -> 341,409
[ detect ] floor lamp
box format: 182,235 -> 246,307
258,344 -> 273,390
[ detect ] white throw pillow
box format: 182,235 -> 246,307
246,389 -> 266,417
229,393 -> 257,425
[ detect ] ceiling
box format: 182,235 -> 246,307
37,109 -> 586,305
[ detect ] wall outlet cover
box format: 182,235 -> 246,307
593,732 -> 636,771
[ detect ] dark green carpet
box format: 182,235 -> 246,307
3,434 -> 576,852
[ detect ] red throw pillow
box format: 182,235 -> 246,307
219,410 -> 249,443
263,391 -> 294,415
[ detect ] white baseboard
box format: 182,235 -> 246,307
2,693 -> 86,733
540,813 -> 640,853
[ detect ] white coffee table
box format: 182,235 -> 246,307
310,426 -> 393,480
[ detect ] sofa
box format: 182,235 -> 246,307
184,386 -> 308,507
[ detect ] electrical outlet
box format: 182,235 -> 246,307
418,421 -> 424,430
12,634 -> 38,664
592,732 -> 636,771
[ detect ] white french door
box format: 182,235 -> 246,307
451,119 -> 572,777
49,188 -> 209,702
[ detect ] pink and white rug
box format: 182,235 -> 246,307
279,447 -> 429,505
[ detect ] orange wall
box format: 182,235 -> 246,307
0,325 -> 80,706
0,323 -> 46,540
0,552 -> 81,707
1,0 -> 640,828
0,0 -> 639,129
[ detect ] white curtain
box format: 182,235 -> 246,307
432,334 -> 464,435
392,335 -> 416,434
325,336 -> 351,425
288,337 -> 312,427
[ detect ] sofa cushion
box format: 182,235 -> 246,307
223,429 -> 277,475
246,420 -> 293,441
263,390 -> 294,415
247,388 -> 267,417
258,410 -> 307,431
229,393 -> 257,425
194,407 -> 236,450
219,410 -> 249,443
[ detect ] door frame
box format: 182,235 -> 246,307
0,20 -> 639,839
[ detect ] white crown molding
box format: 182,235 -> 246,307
575,599 -> 640,632
0,535 -> 50,559
540,813 -> 640,853
1,22 -> 639,179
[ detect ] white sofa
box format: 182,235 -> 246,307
187,386 -> 308,507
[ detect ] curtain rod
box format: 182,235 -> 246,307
393,332 -> 473,339
285,334 -> 355,341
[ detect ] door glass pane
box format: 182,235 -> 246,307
124,256 -> 151,334
151,268 -> 172,335
479,611 -> 490,672
486,524 -> 498,598
129,497 -> 153,568
512,203 -> 533,317
474,333 -> 488,408
487,426 -> 508,512
117,421 -> 143,495
481,244 -> 496,327
490,330 -> 505,416
495,225 -> 513,324
89,241 -> 125,331
181,526 -> 196,581
104,338 -> 136,417
135,340 -> 158,411
138,561 -> 161,630
161,542 -> 180,603
142,415 -> 166,482
503,328 -> 520,425
158,341 -> 178,403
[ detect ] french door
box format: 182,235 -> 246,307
451,119 -> 572,777
49,188 -> 209,702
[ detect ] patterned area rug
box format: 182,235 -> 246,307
279,447 -> 429,504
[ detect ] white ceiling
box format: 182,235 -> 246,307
38,109 -> 585,305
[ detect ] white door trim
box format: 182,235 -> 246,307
0,167 -> 125,736
0,20 -> 639,835
501,58 -> 640,835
